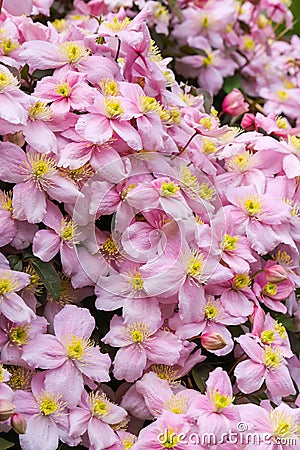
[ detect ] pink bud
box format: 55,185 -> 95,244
241,113 -> 256,131
11,413 -> 27,434
201,332 -> 227,351
222,89 -> 249,117
265,264 -> 288,283
0,399 -> 15,421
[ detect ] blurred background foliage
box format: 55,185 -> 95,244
292,0 -> 300,34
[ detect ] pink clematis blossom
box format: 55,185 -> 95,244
0,142 -> 82,223
14,372 -> 79,450
103,315 -> 182,382
2,0 -> 33,16
22,305 -> 111,407
188,368 -> 240,439
69,389 -> 127,450
234,335 -> 296,400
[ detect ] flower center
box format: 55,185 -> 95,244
164,395 -> 188,414
242,195 -> 262,217
276,90 -> 289,101
9,325 -> 29,346
222,234 -> 239,252
270,411 -> 300,438
199,117 -> 213,130
63,335 -> 93,362
60,218 -> 78,242
262,282 -> 277,297
99,79 -> 119,96
0,38 -> 19,55
104,17 -> 131,32
160,181 -> 180,197
0,70 -> 18,92
59,42 -> 90,64
39,392 -> 65,416
203,52 -> 213,66
127,323 -> 150,344
262,346 -> 282,369
186,254 -> 204,278
202,138 -> 217,154
205,304 -> 218,320
227,151 -> 253,173
140,95 -> 160,113
128,270 -> 144,291
105,98 -> 124,118
55,82 -> 72,97
121,436 -> 135,450
232,273 -> 250,290
0,277 -> 15,295
288,135 -> 300,152
90,392 -> 111,418
100,237 -> 119,259
210,389 -> 234,412
274,321 -> 287,339
160,427 -> 180,449
28,101 -> 53,121
7,367 -> 33,391
0,191 -> 13,212
260,330 -> 275,344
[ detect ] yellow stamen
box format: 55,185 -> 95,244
163,395 -> 188,414
263,282 -> 277,296
28,101 -> 52,121
261,330 -> 275,344
9,325 -> 29,346
0,70 -> 18,92
99,79 -> 119,96
39,391 -> 66,416
242,195 -> 262,217
55,82 -> 72,97
105,98 -> 124,118
160,181 -> 180,197
0,38 -> 19,55
199,117 -> 213,130
222,234 -> 239,252
127,322 -> 151,344
90,392 -> 111,418
210,389 -> 234,412
262,346 -> 282,368
59,42 -> 90,65
232,273 -> 250,290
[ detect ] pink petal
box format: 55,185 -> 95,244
54,304 -> 95,339
19,415 -> 59,450
13,182 -> 46,223
0,292 -> 35,323
0,142 -> 27,183
234,360 -> 265,394
32,229 -> 60,262
145,329 -> 182,365
78,346 -> 111,382
22,335 -> 66,369
88,418 -> 117,450
113,346 -> 147,382
69,407 -> 91,437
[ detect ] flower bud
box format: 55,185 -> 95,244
201,332 -> 227,351
265,264 -> 288,283
241,113 -> 256,131
0,399 -> 15,421
11,413 -> 27,434
222,89 -> 249,117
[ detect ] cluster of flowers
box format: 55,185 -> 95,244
0,1 -> 299,449
131,0 -> 300,123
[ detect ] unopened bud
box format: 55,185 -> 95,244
222,89 -> 249,117
201,332 -> 227,351
265,264 -> 288,283
241,113 -> 256,131
0,399 -> 15,421
11,413 -> 27,434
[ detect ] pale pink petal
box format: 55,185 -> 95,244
45,360 -> 84,408
19,415 -> 59,450
113,346 -> 147,382
24,120 -> 57,154
69,407 -> 91,437
76,347 -> 111,382
54,304 -> 95,339
0,292 -> 35,323
145,330 -> 182,365
0,142 -> 27,183
75,115 -> 112,144
32,229 -> 60,262
22,335 -> 66,369
266,365 -> 296,397
111,121 -> 142,151
234,360 -> 265,394
13,182 -> 46,223
88,418 -> 117,450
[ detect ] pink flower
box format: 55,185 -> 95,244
69,389 -> 127,450
253,270 -> 294,313
33,71 -> 94,115
0,258 -> 34,323
22,305 -> 111,407
188,368 -> 240,439
234,335 -> 295,400
0,315 -> 47,366
32,201 -> 81,276
103,315 -> 182,382
14,372 -> 77,450
222,89 -> 249,116
0,142 -> 82,223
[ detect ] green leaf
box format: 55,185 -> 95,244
31,69 -> 55,80
0,438 -> 14,449
223,74 -> 242,94
30,257 -> 60,301
7,255 -> 23,272
180,45 -> 208,57
192,365 -> 210,393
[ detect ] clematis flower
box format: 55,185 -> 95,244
0,142 -> 82,223
234,335 -> 296,400
103,315 -> 182,382
22,305 -> 111,407
69,389 -> 127,450
14,372 -> 78,450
